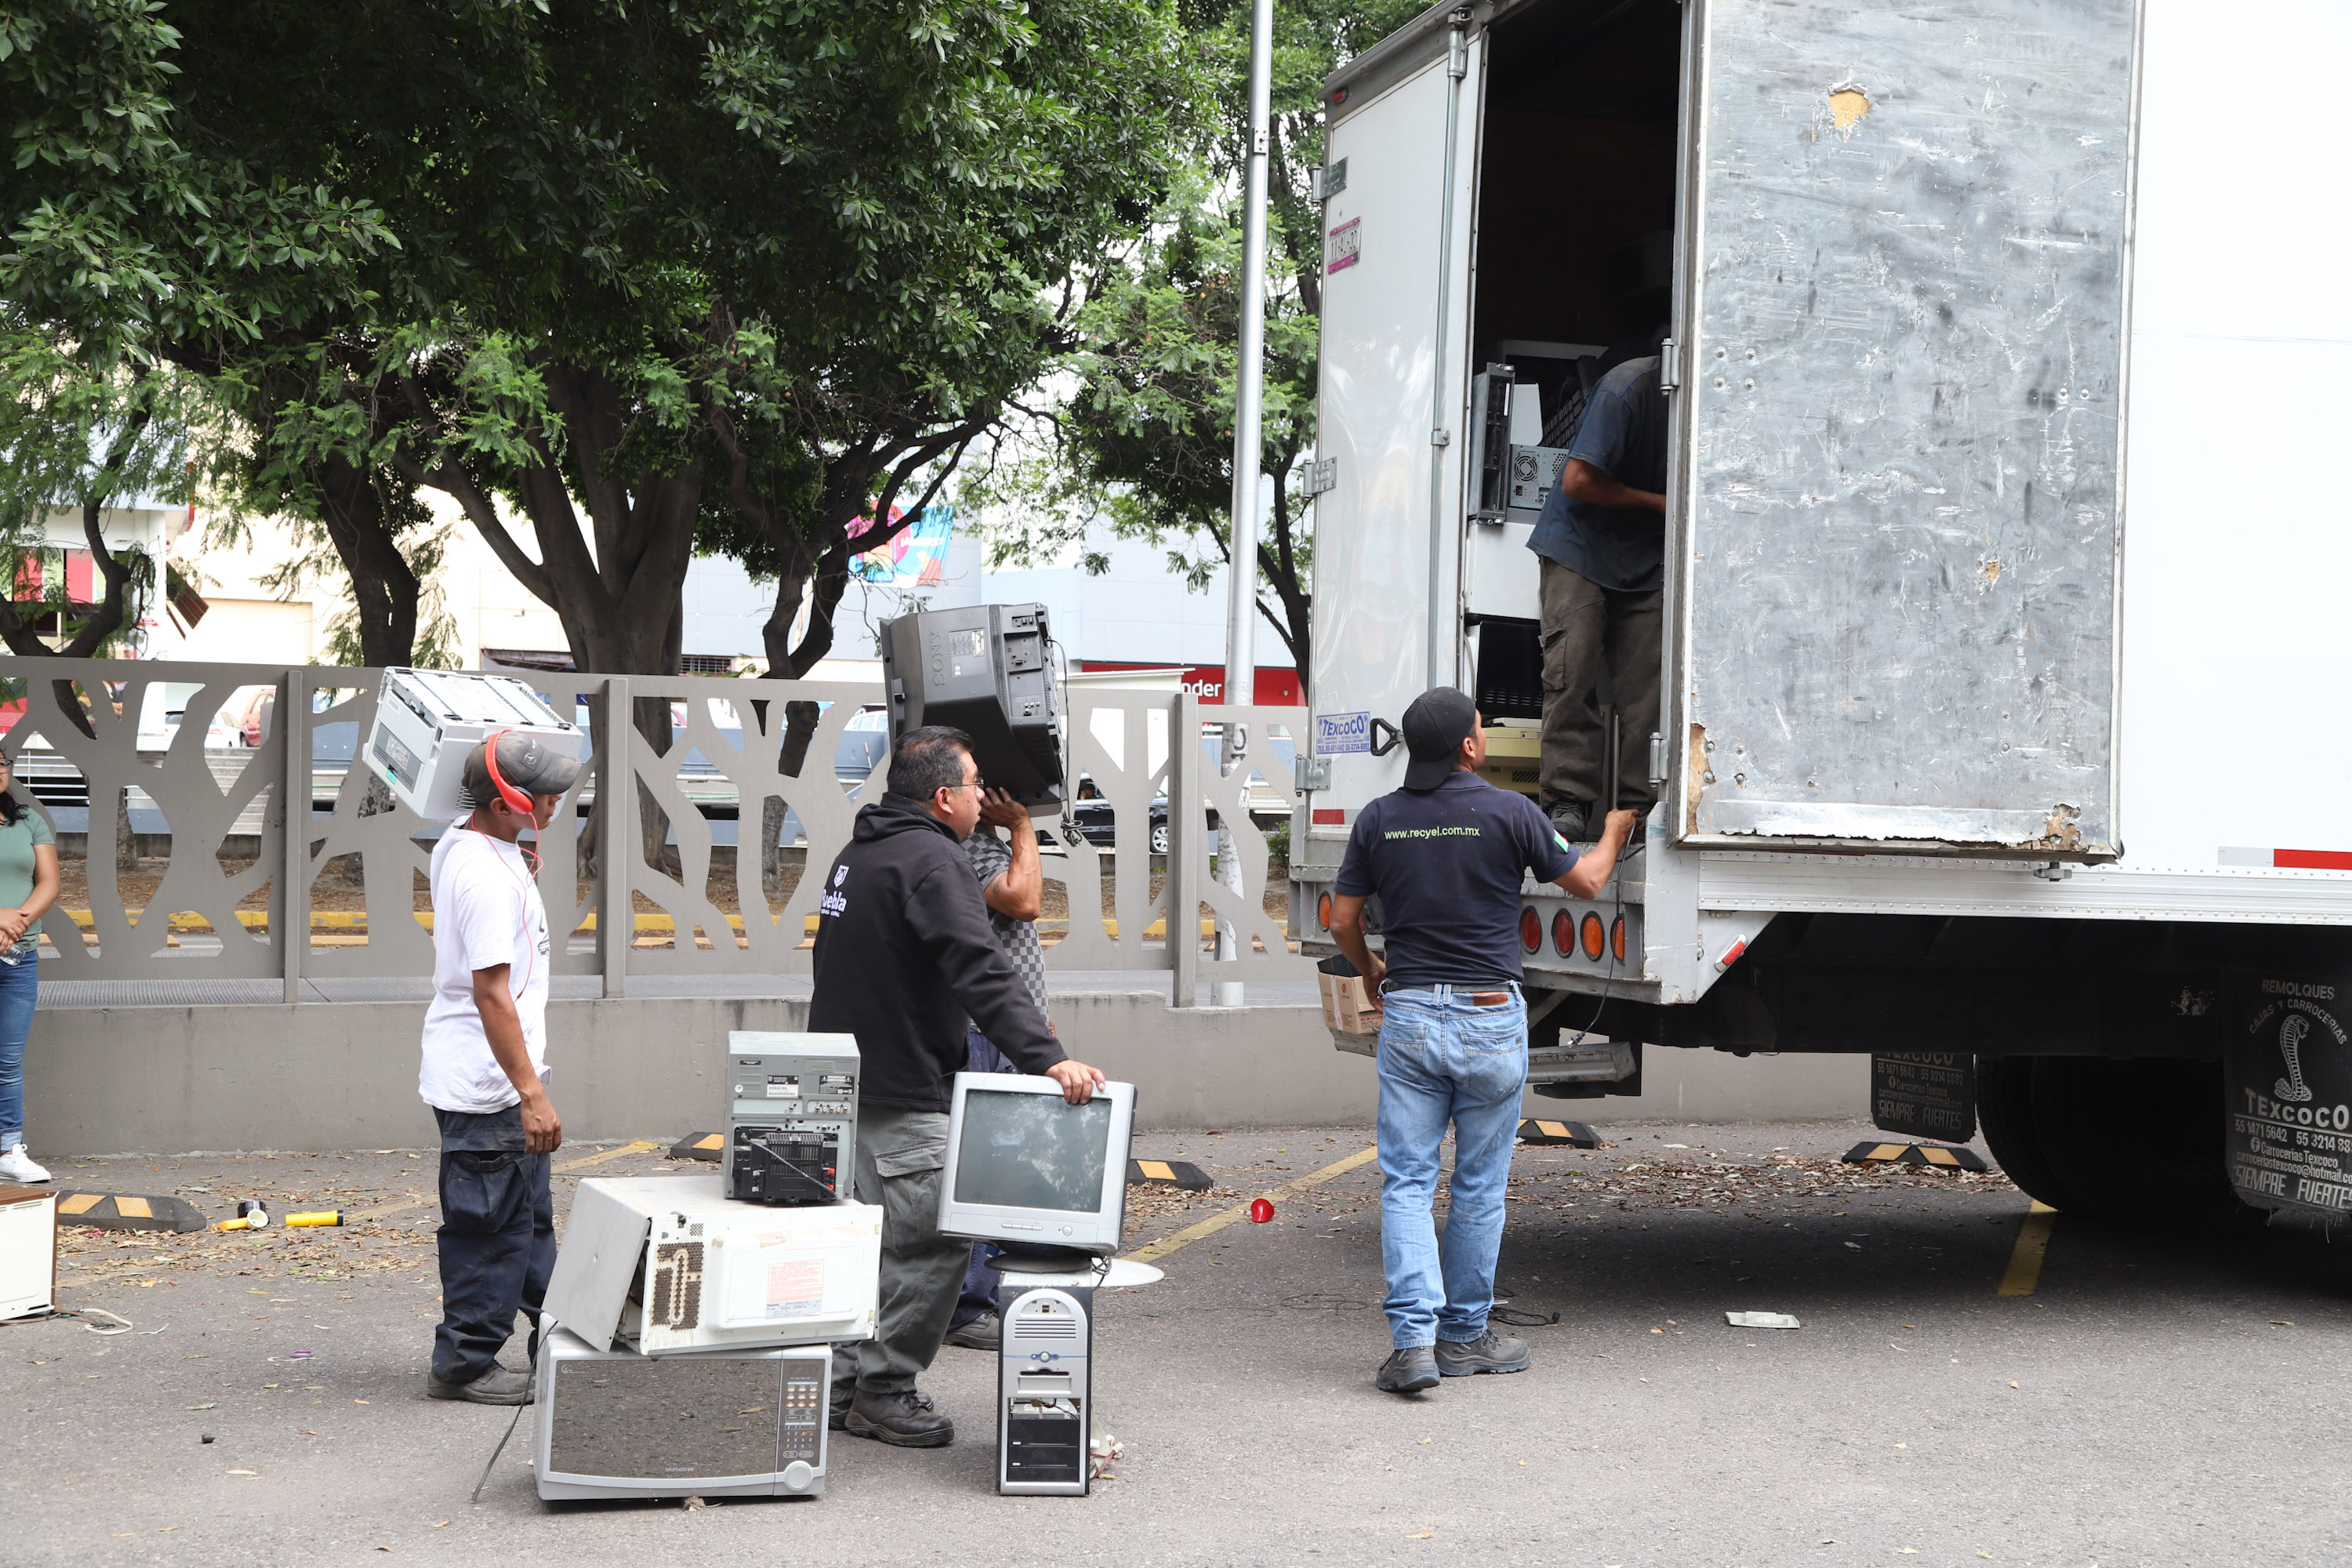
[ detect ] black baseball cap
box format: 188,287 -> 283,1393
1401,687 -> 1479,791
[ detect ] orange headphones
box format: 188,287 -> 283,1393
481,728 -> 537,818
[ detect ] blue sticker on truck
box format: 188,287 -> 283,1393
1316,712 -> 1370,756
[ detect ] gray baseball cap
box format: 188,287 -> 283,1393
462,731 -> 583,804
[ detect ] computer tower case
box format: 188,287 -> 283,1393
535,1328 -> 830,1501
880,604 -> 1065,810
997,1284 -> 1093,1497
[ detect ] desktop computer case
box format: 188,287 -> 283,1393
997,1286 -> 1093,1497
535,1328 -> 829,1501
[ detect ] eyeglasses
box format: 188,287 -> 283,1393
946,778 -> 988,794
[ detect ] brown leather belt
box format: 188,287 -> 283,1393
1386,985 -> 1514,1007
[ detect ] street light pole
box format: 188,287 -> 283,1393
1214,0 -> 1276,1008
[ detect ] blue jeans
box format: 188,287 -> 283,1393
0,950 -> 38,1152
951,1029 -> 1014,1326
431,1106 -> 554,1384
1375,985 -> 1527,1348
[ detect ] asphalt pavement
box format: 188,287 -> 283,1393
5,1120 -> 2347,1566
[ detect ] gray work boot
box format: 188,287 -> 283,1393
424,1364 -> 535,1405
1547,799 -> 1595,843
829,1384 -> 853,1430
1376,1345 -> 1439,1393
945,1311 -> 1000,1351
1435,1330 -> 1533,1377
844,1388 -> 954,1448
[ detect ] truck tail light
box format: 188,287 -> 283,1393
1519,908 -> 1541,953
1611,916 -> 1626,963
1552,909 -> 1574,955
1317,893 -> 1333,930
1581,913 -> 1606,961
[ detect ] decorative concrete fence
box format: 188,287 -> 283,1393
0,656 -> 1310,1003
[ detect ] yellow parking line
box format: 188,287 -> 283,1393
1997,1200 -> 2058,1297
1123,1145 -> 1380,1265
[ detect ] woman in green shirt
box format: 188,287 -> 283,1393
0,753 -> 60,1185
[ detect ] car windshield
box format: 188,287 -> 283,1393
845,709 -> 888,732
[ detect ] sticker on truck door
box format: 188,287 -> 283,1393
1315,712 -> 1371,756
1325,218 -> 1361,274
2226,974 -> 2352,1218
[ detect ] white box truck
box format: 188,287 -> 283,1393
1289,0 -> 2352,1232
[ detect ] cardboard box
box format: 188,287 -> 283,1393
1319,971 -> 1384,1037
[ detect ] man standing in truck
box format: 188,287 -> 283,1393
1526,350 -> 1668,843
1327,687 -> 1635,1394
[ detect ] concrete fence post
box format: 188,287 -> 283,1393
1168,690 -> 1200,1007
599,676 -> 631,999
279,666 -> 308,1004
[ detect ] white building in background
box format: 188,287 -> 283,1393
24,487 -> 1298,703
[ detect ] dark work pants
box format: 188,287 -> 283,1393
1538,558 -> 1663,818
432,1106 -> 554,1385
831,1105 -> 967,1398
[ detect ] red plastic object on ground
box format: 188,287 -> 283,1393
1248,1197 -> 1274,1224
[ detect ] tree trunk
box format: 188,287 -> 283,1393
315,455 -> 422,667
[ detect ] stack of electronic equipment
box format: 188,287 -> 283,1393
937,1070 -> 1141,1497
534,1033 -> 880,1503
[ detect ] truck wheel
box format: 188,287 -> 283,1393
2027,1057 -> 2249,1232
1976,1057 -> 2076,1212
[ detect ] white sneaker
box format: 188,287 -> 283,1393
0,1147 -> 53,1184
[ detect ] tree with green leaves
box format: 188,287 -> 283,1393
4,1 -> 1195,680
967,0 -> 1421,677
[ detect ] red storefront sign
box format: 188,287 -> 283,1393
1079,663 -> 1302,706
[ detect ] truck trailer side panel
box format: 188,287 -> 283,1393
1670,0 -> 2141,857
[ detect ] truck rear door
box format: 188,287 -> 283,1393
1668,0 -> 2141,858
1308,19 -> 1484,815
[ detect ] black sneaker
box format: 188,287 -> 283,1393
944,1311 -> 1000,1351
1435,1331 -> 1533,1377
844,1388 -> 954,1448
1376,1345 -> 1439,1393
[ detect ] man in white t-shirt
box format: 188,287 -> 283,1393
419,731 -> 580,1406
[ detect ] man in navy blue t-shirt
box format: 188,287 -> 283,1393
1329,687 -> 1635,1394
1524,353 -> 1668,842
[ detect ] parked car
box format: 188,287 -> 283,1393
1060,779 -> 1216,856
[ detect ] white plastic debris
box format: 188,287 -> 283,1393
1725,1311 -> 1801,1330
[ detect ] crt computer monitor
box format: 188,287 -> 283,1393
938,1073 -> 1135,1259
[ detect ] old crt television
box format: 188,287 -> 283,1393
937,1073 -> 1135,1258
880,604 -> 1065,811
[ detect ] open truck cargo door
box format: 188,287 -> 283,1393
1668,0 -> 2142,859
1309,12 -> 1485,799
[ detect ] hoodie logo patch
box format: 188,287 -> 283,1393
834,865 -> 848,887
819,864 -> 849,919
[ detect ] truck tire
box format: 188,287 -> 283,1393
2027,1057 -> 2249,1232
1976,1057 -> 2076,1213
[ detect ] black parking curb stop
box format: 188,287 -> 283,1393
53,1192 -> 209,1233
1517,1119 -> 1599,1148
1127,1159 -> 1214,1191
1842,1141 -> 1989,1172
670,1133 -> 724,1163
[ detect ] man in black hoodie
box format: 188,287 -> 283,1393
811,724 -> 1103,1449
